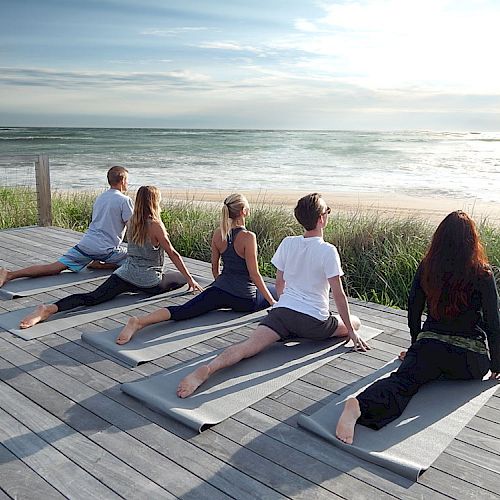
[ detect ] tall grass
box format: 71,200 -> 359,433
1,187 -> 499,310
0,187 -> 39,227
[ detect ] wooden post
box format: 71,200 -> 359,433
34,155 -> 52,226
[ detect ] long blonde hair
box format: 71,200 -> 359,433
129,186 -> 161,246
220,193 -> 249,240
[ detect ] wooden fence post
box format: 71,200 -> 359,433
34,155 -> 52,226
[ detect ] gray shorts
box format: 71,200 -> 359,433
260,307 -> 339,341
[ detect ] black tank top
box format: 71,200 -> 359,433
214,227 -> 256,299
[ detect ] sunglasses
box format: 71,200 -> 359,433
321,207 -> 331,216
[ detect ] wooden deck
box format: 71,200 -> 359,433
0,226 -> 498,500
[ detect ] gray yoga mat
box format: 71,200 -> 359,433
0,267 -> 113,300
297,359 -> 498,481
121,325 -> 382,432
0,288 -> 191,341
81,308 -> 269,366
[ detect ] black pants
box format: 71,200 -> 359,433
357,338 -> 490,430
55,271 -> 186,312
168,284 -> 277,321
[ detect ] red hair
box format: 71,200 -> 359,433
422,211 -> 490,319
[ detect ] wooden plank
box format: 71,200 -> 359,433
0,443 -> 66,500
0,380 -> 177,499
446,439 -> 500,475
456,427 -> 500,456
233,407 -> 448,500
419,467 -> 499,500
193,426 -> 340,500
0,339 -> 282,500
0,407 -> 120,499
212,417 -> 393,500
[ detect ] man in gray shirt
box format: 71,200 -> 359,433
0,166 -> 134,287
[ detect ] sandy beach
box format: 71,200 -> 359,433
162,189 -> 500,227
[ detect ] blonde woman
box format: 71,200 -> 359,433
115,193 -> 277,344
19,186 -> 202,329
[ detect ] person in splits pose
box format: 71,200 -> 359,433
336,210 -> 500,445
0,165 -> 133,287
115,193 -> 277,345
19,186 -> 202,328
176,192 -> 367,398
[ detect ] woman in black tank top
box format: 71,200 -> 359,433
115,193 -> 277,345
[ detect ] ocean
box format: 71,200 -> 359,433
0,127 -> 498,202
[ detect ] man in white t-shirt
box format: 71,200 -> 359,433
177,192 -> 369,398
0,166 -> 134,287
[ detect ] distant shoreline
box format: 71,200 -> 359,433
157,188 -> 500,227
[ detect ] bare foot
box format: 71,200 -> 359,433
177,365 -> 210,398
336,397 -> 361,444
116,316 -> 141,345
0,267 -> 9,287
19,304 -> 58,329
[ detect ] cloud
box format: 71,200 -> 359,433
280,0 -> 500,94
141,27 -> 212,37
0,67 -> 212,91
197,41 -> 263,53
294,18 -> 320,33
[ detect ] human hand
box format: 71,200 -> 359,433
345,330 -> 370,352
399,351 -> 407,361
489,371 -> 500,380
188,278 -> 203,293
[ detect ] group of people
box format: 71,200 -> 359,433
0,166 -> 498,444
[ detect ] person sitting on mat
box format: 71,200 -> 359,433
115,193 -> 277,345
175,192 -> 367,398
19,185 -> 202,328
0,165 -> 134,288
336,210 -> 500,445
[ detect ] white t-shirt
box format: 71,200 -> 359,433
77,189 -> 134,255
271,235 -> 344,320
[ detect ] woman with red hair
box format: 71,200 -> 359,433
336,211 -> 500,444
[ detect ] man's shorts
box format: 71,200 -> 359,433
58,245 -> 128,272
259,307 -> 339,341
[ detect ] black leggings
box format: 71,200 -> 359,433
168,284 -> 277,321
55,271 -> 186,313
356,338 -> 490,430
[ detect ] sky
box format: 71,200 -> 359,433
1,0 -> 499,130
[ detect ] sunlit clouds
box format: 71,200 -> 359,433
1,0 -> 499,129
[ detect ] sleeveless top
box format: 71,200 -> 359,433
114,238 -> 164,288
214,227 -> 256,299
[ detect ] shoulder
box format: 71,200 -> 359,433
321,240 -> 337,251
148,219 -> 164,233
239,229 -> 256,242
279,235 -> 297,247
477,266 -> 496,288
318,240 -> 340,257
212,227 -> 223,243
120,193 -> 134,206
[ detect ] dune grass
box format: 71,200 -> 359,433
1,188 -> 499,310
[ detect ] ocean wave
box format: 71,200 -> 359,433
0,136 -> 94,140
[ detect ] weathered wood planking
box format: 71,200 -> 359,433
0,226 -> 499,500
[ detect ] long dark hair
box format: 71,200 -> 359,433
422,211 -> 490,319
